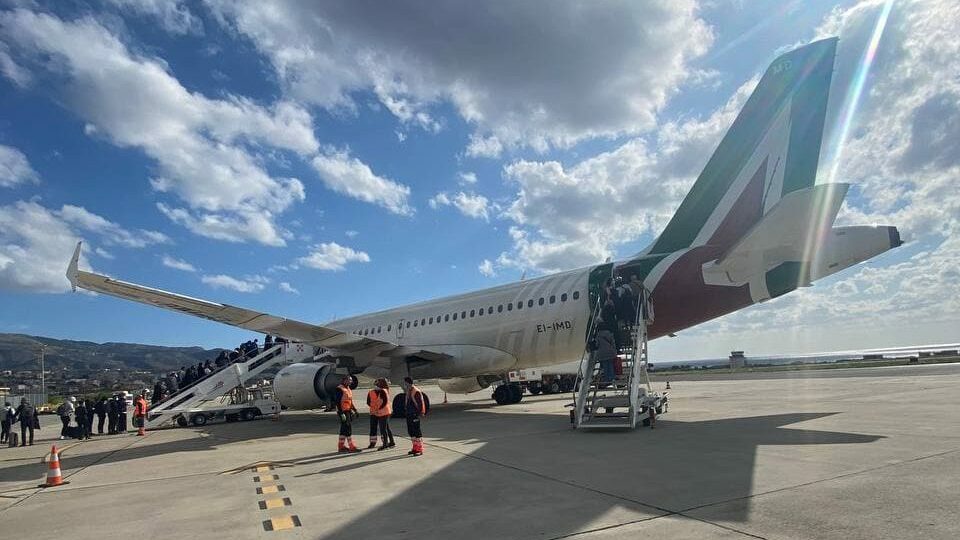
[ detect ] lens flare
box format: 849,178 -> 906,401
826,0 -> 895,185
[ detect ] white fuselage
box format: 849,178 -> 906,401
325,267 -> 592,377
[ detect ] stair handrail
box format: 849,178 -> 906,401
573,299 -> 603,427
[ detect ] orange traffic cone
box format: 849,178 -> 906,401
39,445 -> 69,488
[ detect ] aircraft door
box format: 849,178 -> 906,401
396,319 -> 405,342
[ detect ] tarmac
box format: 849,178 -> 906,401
1,362 -> 959,539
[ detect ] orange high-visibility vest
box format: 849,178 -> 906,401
134,397 -> 147,417
338,385 -> 354,411
367,388 -> 391,417
407,387 -> 426,414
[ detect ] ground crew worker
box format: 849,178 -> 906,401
333,376 -> 360,453
134,391 -> 148,436
74,398 -> 89,440
366,379 -> 395,450
402,377 -> 426,456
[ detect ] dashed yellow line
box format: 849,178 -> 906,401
258,497 -> 292,510
256,485 -> 285,495
262,515 -> 301,531
254,474 -> 279,482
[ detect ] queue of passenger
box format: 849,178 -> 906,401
590,274 -> 647,384
150,335 -> 286,405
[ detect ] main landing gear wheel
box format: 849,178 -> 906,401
493,384 -> 523,405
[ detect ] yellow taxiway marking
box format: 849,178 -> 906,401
262,515 -> 301,531
258,497 -> 292,510
254,474 -> 279,482
254,465 -> 273,473
256,485 -> 285,495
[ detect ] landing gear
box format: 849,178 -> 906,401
492,383 -> 523,405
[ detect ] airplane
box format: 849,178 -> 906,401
65,38 -> 902,411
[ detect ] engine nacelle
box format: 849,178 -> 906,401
437,374 -> 501,395
273,362 -> 343,410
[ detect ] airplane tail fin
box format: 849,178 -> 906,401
649,38 -> 838,255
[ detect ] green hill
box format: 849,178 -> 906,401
0,333 -> 222,373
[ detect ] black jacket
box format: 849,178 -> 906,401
14,403 -> 35,426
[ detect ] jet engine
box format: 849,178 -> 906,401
437,374 -> 502,394
273,362 -> 345,409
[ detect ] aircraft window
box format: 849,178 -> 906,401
527,299 -> 534,308
377,326 -> 382,333
477,307 -> 483,317
436,314 -> 441,324
488,306 -> 493,314
517,301 -> 523,310
561,293 -> 567,302
538,297 -> 544,306
406,321 -> 411,329
453,312 -> 458,320
573,291 -> 580,300
550,295 -> 556,304
470,309 -> 475,317
461,310 -> 467,319
498,304 -> 503,313
445,314 -> 450,322
507,303 -> 513,311
413,320 -> 418,327
387,324 -> 392,332
421,318 -> 426,326
429,317 -> 433,324
365,329 -> 370,335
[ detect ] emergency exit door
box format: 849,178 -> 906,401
396,319 -> 405,341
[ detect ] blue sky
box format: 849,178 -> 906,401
1,1 -> 957,361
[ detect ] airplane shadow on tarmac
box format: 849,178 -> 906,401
311,403 -> 885,540
0,401 -> 884,539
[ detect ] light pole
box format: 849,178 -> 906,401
39,344 -> 45,404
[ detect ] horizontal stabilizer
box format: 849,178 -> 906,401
702,183 -> 848,285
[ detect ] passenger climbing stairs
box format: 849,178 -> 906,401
146,342 -> 314,429
572,287 -> 666,429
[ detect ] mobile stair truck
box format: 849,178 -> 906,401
146,342 -> 315,429
571,286 -> 666,429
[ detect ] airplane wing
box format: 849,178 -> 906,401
65,242 -> 400,355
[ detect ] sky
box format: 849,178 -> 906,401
0,0 -> 957,362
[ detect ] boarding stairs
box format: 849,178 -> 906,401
146,342 -> 313,428
572,287 -> 665,429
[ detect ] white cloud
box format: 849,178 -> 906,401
0,9 -> 318,245
344,230 -> 358,238
278,281 -> 299,295
94,247 -> 114,259
457,172 -> 477,185
58,204 -> 170,247
478,259 -> 495,277
201,274 -> 268,293
298,242 -> 370,271
105,0 -> 203,35
428,191 -> 491,221
311,149 -> 413,215
0,144 -> 38,187
206,1 -> 713,154
161,255 -> 196,272
0,200 -> 154,292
